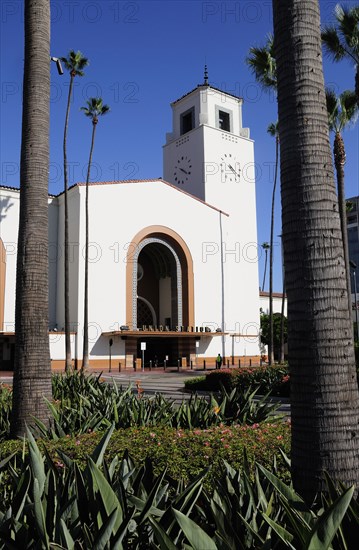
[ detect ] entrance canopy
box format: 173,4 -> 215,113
102,330 -> 227,338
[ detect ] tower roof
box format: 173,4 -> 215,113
171,83 -> 243,105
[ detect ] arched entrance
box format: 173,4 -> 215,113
125,226 -> 195,366
126,226 -> 194,330
134,238 -> 183,330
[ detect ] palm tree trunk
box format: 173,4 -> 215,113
279,277 -> 286,363
82,122 -> 97,370
273,0 -> 359,502
63,75 -> 74,372
268,136 -> 279,365
11,0 -> 52,437
334,132 -> 352,315
262,249 -> 268,291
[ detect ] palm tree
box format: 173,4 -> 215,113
279,277 -> 286,363
267,122 -> 280,366
247,41 -> 279,366
10,0 -> 52,437
326,88 -> 358,313
246,34 -> 277,91
261,242 -> 270,291
273,0 -> 359,501
81,98 -> 110,370
322,4 -> 359,107
60,51 -> 89,372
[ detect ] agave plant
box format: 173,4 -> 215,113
0,426 -> 356,549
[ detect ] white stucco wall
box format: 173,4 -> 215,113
260,293 -> 287,316
0,187 -> 19,332
65,179 -> 260,360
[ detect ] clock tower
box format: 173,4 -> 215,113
163,69 -> 256,219
163,71 -> 260,343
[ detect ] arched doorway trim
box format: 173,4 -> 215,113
137,295 -> 157,326
132,238 -> 182,328
126,225 -> 194,329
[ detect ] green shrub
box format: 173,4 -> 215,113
0,424 -> 357,550
185,365 -> 291,396
184,369 -> 239,391
183,376 -> 206,391
0,384 -> 12,439
0,372 -> 281,441
0,422 -> 291,490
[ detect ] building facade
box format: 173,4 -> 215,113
0,81 -> 261,370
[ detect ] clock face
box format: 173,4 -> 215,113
174,155 -> 192,185
220,153 -> 241,183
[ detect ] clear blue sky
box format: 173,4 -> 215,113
1,0 -> 358,292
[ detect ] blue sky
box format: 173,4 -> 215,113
1,0 -> 358,292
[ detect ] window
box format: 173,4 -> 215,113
218,110 -> 230,132
180,107 -> 195,135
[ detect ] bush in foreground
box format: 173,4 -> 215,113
0,422 -> 291,490
185,364 -> 290,396
0,425 -> 357,549
1,372 -> 281,440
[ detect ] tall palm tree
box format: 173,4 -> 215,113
81,98 -> 110,370
10,0 -> 52,437
261,242 -> 270,291
273,0 -> 359,501
322,4 -> 359,107
247,41 -> 278,366
279,277 -> 286,363
267,122 -> 280,365
60,51 -> 89,372
326,88 -> 358,313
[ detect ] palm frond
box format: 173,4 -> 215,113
340,89 -> 359,128
246,35 -> 277,91
326,87 -> 358,133
81,98 -> 110,119
267,121 -> 278,137
326,87 -> 339,131
61,50 -> 89,75
336,4 -> 359,58
321,25 -> 346,61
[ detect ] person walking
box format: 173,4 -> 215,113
216,353 -> 222,369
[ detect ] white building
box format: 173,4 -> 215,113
259,291 -> 287,317
0,79 -> 261,370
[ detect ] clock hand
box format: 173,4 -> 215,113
179,167 -> 188,175
228,164 -> 240,177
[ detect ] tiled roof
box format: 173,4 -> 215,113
260,291 -> 286,298
1,179 -> 229,216
0,184 -> 56,197
0,184 -> 20,193
73,179 -> 229,216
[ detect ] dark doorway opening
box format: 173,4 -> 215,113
136,338 -> 179,367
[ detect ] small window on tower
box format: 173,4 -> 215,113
180,108 -> 195,135
218,110 -> 230,132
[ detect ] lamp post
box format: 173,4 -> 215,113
109,338 -> 113,372
349,260 -> 359,343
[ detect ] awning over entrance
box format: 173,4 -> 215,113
102,330 -> 228,338
102,329 -> 228,369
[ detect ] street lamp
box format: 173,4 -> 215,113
50,56 -> 64,75
349,260 -> 359,343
